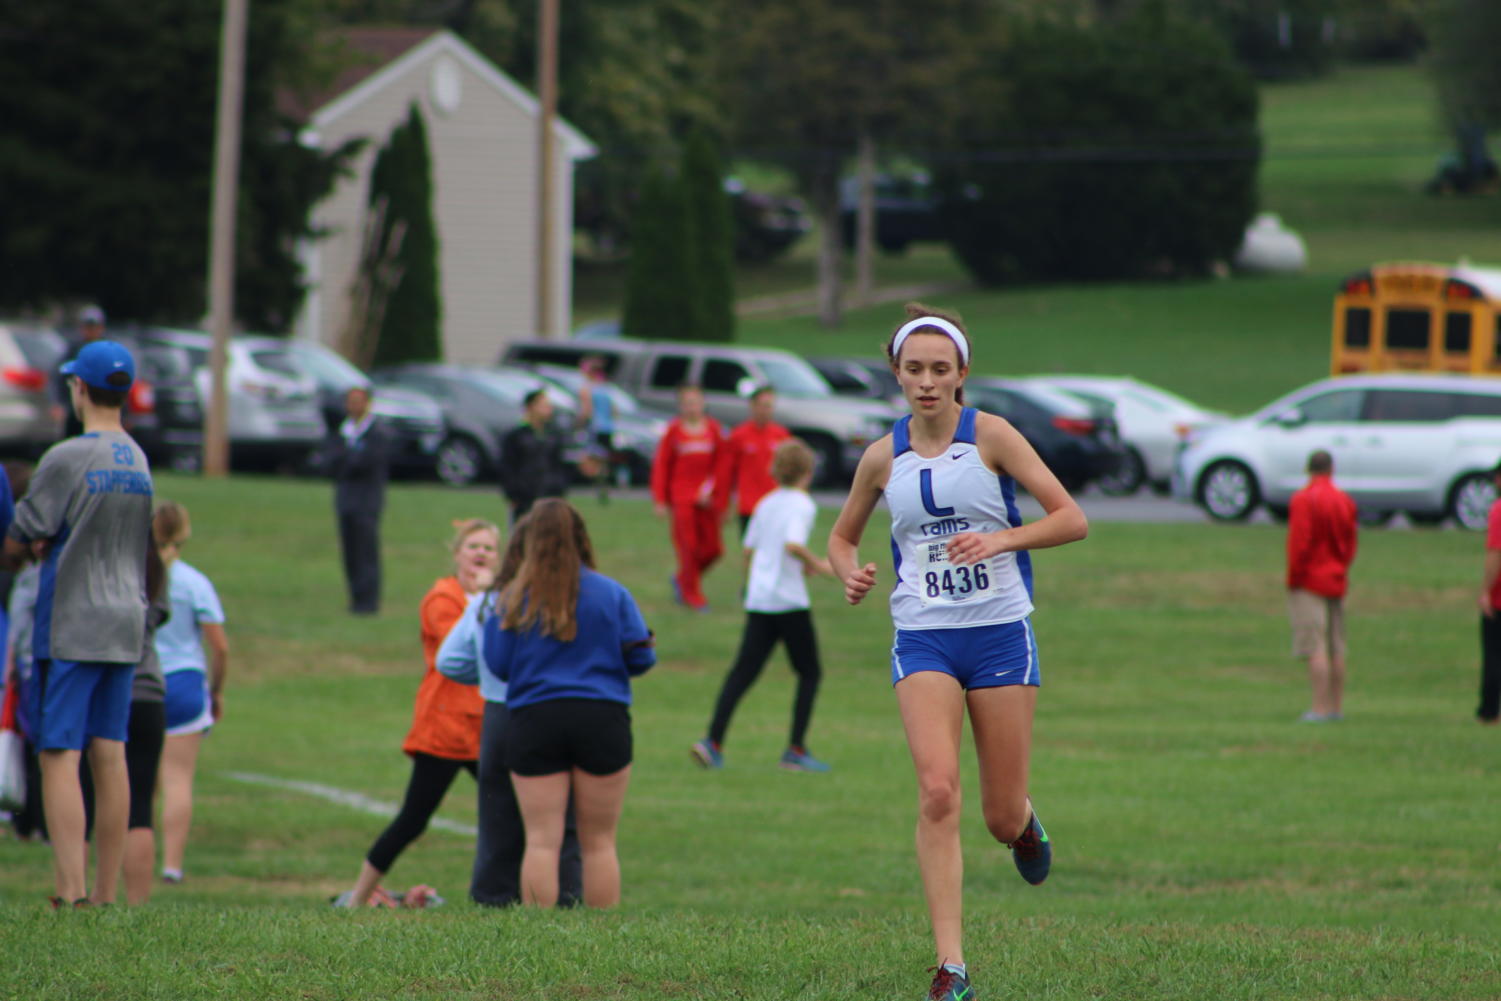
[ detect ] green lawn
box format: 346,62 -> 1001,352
4,474 -> 1497,999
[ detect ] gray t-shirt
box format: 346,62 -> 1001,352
9,430 -> 153,664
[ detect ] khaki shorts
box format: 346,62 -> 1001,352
1288,589 -> 1345,659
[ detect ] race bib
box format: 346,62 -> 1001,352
911,539 -> 1001,607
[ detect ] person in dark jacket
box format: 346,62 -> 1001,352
498,390 -> 573,522
327,387 -> 390,616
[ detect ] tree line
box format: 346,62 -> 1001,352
0,0 -> 1489,343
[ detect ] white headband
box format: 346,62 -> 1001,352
892,316 -> 970,366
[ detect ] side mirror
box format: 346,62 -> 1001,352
1272,407 -> 1306,428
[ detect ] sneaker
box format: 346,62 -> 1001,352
330,891 -> 356,909
1009,811 -> 1051,885
161,869 -> 184,885
1299,710 -> 1331,723
779,747 -> 831,772
690,739 -> 724,769
926,964 -> 975,1000
670,576 -> 685,606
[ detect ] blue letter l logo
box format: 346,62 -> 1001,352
920,468 -> 956,517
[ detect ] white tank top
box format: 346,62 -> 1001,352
883,407 -> 1034,631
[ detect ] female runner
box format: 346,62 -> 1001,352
828,304 -> 1088,1001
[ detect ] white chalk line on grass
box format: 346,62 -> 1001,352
222,771 -> 478,837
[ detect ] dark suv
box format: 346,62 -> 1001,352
965,377 -> 1121,493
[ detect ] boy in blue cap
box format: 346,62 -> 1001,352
3,340 -> 155,907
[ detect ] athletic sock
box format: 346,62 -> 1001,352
941,962 -> 967,978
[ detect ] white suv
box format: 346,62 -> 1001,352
1174,373 -> 1501,529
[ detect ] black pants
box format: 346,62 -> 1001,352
366,752 -> 477,874
338,510 -> 381,613
125,700 -> 165,830
1480,614 -> 1501,721
471,701 -> 581,907
707,609 -> 822,749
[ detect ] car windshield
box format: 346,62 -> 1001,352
759,357 -> 832,398
285,343 -> 368,390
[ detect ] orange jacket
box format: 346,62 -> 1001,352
1286,475 -> 1358,598
402,576 -> 484,760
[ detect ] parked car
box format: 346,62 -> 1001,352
1023,375 -> 1228,496
111,329 -> 204,471
372,364 -> 584,488
809,356 -> 903,405
0,324 -> 67,456
725,178 -> 812,263
516,363 -> 670,486
137,328 -> 325,469
239,338 -> 447,476
1173,373 -> 1501,529
838,171 -> 944,254
964,377 -> 1122,493
499,338 -> 897,486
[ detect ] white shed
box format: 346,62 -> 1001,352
290,28 -> 594,364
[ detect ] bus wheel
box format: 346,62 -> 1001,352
1197,461 -> 1259,521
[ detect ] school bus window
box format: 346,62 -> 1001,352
1445,311 -> 1472,353
1495,315 -> 1501,361
1385,308 -> 1430,350
1343,307 -> 1371,347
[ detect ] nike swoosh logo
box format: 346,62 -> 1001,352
950,451 -> 968,460
954,987 -> 971,1000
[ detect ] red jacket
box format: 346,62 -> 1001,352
651,417 -> 724,508
713,419 -> 790,517
1286,474 -> 1358,598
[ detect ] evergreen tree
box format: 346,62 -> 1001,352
680,131 -> 735,342
621,169 -> 695,341
368,103 -> 442,367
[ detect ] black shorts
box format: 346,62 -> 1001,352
126,700 -> 166,830
505,698 -> 632,777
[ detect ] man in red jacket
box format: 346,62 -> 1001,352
652,384 -> 725,611
1286,449 -> 1358,722
714,385 -> 790,539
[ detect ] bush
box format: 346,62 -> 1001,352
934,9 -> 1259,285
680,131 -> 736,342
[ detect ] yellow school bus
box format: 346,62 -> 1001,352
1331,261 -> 1501,375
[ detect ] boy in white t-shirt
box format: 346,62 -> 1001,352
691,439 -> 834,772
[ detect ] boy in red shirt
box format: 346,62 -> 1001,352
1286,449 -> 1358,722
714,385 -> 790,538
652,384 -> 725,611
1476,459 -> 1501,724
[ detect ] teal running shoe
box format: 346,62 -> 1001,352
690,739 -> 724,769
1009,811 -> 1051,885
926,964 -> 975,1000
779,747 -> 831,772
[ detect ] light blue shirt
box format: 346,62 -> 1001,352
436,591 -> 507,703
154,561 -> 225,675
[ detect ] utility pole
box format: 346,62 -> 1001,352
204,0 -> 248,476
534,0 -> 559,338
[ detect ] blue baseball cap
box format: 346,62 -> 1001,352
61,340 -> 135,391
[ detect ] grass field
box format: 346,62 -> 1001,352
4,473 -> 1497,1000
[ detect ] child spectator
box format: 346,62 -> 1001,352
651,384 -> 724,611
693,439 -> 834,772
153,501 -> 229,886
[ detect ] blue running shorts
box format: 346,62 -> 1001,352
35,659 -> 135,750
890,618 -> 1040,690
165,669 -> 213,736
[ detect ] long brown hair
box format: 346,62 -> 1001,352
497,500 -> 596,642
